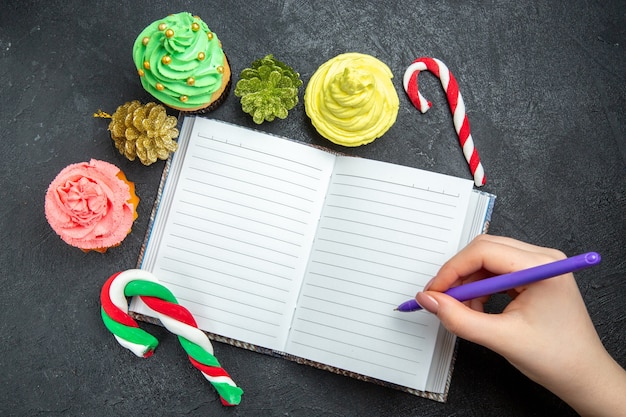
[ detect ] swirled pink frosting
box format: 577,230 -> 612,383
45,159 -> 136,250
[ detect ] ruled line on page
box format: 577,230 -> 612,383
306,271 -> 419,299
290,331 -> 421,370
333,173 -> 462,199
157,267 -> 291,303
315,237 -> 442,266
327,197 -> 453,221
294,317 -> 424,352
324,204 -> 452,231
160,254 -> 293,289
287,339 -> 420,375
153,264 -> 289,339
174,298 -> 283,339
309,260 -> 432,285
328,188 -> 457,216
190,156 -> 321,192
155,253 -> 292,337
189,166 -> 317,202
166,236 -> 298,270
196,133 -> 328,176
171,224 -> 300,259
320,216 -> 450,243
313,250 -> 438,276
170,289 -> 285,319
178,200 -> 309,233
175,210 -> 304,247
163,235 -> 294,285
183,181 -> 314,214
296,303 -> 428,339
318,226 -> 445,254
331,180 -> 460,207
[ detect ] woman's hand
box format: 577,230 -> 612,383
415,234 -> 626,417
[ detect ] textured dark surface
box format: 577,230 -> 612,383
1,1 -> 624,416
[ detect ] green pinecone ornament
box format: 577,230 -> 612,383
105,101 -> 179,165
235,55 -> 302,124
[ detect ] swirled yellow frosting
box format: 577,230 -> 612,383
133,12 -> 229,110
304,53 -> 399,146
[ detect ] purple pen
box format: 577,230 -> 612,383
396,252 -> 601,312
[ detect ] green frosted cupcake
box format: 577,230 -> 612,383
133,12 -> 231,113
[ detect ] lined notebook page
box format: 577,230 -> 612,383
134,118 -> 336,351
286,156 -> 473,390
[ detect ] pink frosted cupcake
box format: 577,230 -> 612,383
45,159 -> 139,253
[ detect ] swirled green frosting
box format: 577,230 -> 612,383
133,12 -> 227,109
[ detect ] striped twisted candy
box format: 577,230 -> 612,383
403,57 -> 486,187
100,269 -> 243,406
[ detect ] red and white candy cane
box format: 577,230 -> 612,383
403,57 -> 486,187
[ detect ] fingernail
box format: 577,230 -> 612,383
416,292 -> 439,314
423,277 -> 435,291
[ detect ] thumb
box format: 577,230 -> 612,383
416,291 -> 508,349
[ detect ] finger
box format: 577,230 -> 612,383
468,234 -> 545,251
420,291 -> 512,348
427,235 -> 564,292
472,235 -> 568,262
424,235 -> 520,291
468,297 -> 485,312
506,289 -> 519,299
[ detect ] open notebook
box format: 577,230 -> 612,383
131,116 -> 495,402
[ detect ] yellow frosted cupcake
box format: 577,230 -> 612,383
304,53 -> 399,146
133,12 -> 231,113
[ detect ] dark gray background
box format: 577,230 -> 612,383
1,1 -> 624,416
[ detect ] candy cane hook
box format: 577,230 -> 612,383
403,57 -> 486,187
100,270 -> 243,406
